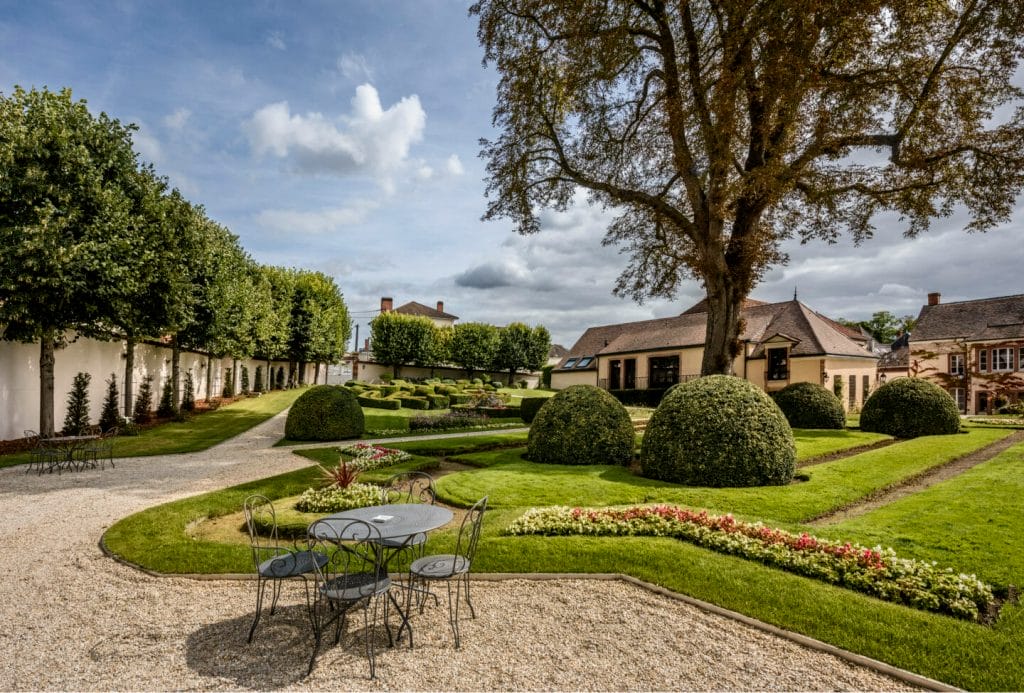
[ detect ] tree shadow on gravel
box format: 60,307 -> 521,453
184,603 -> 397,688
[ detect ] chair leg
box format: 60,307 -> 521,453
248,578 -> 268,643
269,577 -> 282,615
446,580 -> 461,649
463,572 -> 476,619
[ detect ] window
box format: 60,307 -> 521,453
649,355 -> 680,388
576,356 -> 593,368
863,375 -> 871,401
562,358 -> 578,369
979,348 -> 988,372
623,359 -> 636,389
848,374 -> 856,409
608,360 -> 621,390
767,348 -> 788,381
978,391 -> 990,414
951,388 -> 966,413
992,347 -> 1013,371
949,353 -> 965,376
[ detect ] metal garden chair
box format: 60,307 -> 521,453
242,495 -> 327,643
406,495 -> 487,649
306,517 -> 400,679
23,430 -> 58,475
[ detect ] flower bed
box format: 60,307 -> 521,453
295,482 -> 381,513
506,504 -> 995,622
338,443 -> 412,471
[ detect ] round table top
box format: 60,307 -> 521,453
316,503 -> 454,541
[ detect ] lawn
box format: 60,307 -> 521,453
0,388 -> 307,469
102,424 -> 1024,690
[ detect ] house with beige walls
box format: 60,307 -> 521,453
552,298 -> 878,411
907,292 -> 1024,414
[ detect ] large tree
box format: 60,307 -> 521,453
369,311 -> 435,378
0,86 -> 138,434
450,322 -> 500,379
472,0 -> 1024,375
494,322 -> 551,386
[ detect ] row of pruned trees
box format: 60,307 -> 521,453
369,311 -> 550,384
0,86 -> 351,435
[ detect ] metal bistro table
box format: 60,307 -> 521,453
40,434 -> 101,474
311,503 -> 454,642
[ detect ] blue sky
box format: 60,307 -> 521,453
3,1 -> 1023,349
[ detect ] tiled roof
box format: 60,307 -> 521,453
394,301 -> 459,321
558,300 -> 876,369
680,297 -> 768,315
912,294 -> 1024,342
548,344 -> 568,359
878,346 -> 909,370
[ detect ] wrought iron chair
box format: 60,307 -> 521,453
306,517 -> 400,679
23,430 -> 58,475
377,471 -> 437,565
406,495 -> 488,649
242,495 -> 327,644
77,426 -> 119,470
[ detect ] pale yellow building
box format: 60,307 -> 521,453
552,298 -> 878,411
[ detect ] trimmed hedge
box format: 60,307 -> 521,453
358,395 -> 401,410
527,385 -> 634,465
772,382 -> 845,429
285,385 -> 365,441
860,377 -> 961,438
520,396 -> 549,423
427,394 -> 450,409
399,396 -> 431,410
641,375 -> 795,487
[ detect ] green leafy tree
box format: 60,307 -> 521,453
472,1 -> 1024,376
256,265 -> 295,388
253,366 -> 264,394
0,86 -> 138,434
181,370 -> 196,412
62,372 -> 92,435
415,324 -> 453,377
133,375 -> 154,424
450,322 -> 499,379
370,311 -> 435,378
157,378 -> 175,418
495,322 -> 551,387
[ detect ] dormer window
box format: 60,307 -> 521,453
767,347 -> 789,381
563,358 -> 578,369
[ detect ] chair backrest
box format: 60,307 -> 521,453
243,495 -> 281,570
307,517 -> 388,603
453,496 -> 488,564
380,471 -> 436,505
103,426 -> 119,440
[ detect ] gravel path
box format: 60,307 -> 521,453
0,412 -> 929,691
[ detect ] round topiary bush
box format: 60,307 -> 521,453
527,385 -> 634,465
860,377 -> 960,438
772,382 -> 846,429
285,385 -> 365,441
519,396 -> 550,424
641,375 -> 795,487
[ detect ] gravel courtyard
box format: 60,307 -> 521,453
0,412 -> 929,691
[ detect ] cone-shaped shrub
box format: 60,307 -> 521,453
772,382 -> 845,429
641,375 -> 795,487
860,377 -> 960,438
526,385 -> 634,465
285,385 -> 365,441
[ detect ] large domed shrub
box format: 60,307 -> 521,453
520,396 -> 549,424
772,382 -> 845,429
641,375 -> 795,487
527,385 -> 634,465
860,377 -> 960,438
285,385 -> 365,441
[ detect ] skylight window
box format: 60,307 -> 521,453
576,356 -> 593,368
563,358 -> 579,369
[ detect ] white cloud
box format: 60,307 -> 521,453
338,52 -> 373,82
162,107 -> 191,130
132,127 -> 162,164
416,164 -> 434,180
243,84 -> 426,184
445,154 -> 465,176
266,31 -> 286,51
254,200 -> 379,234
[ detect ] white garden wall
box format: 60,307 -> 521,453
0,333 -> 315,441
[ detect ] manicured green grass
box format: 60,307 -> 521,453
0,388 -> 306,469
102,425 -> 1024,690
793,429 -> 891,461
440,428 -> 1012,524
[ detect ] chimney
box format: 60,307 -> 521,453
436,300 -> 444,313
927,292 -> 941,306
380,297 -> 393,312
364,338 -> 370,351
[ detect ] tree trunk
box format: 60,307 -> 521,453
313,362 -> 321,384
266,358 -> 272,392
39,333 -> 56,437
393,363 -> 401,379
509,367 -> 516,388
232,357 -> 238,396
171,336 -> 181,413
700,272 -> 747,376
205,353 -> 213,401
124,336 -> 136,419
298,360 -> 307,385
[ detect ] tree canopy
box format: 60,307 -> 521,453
472,0 -> 1024,375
